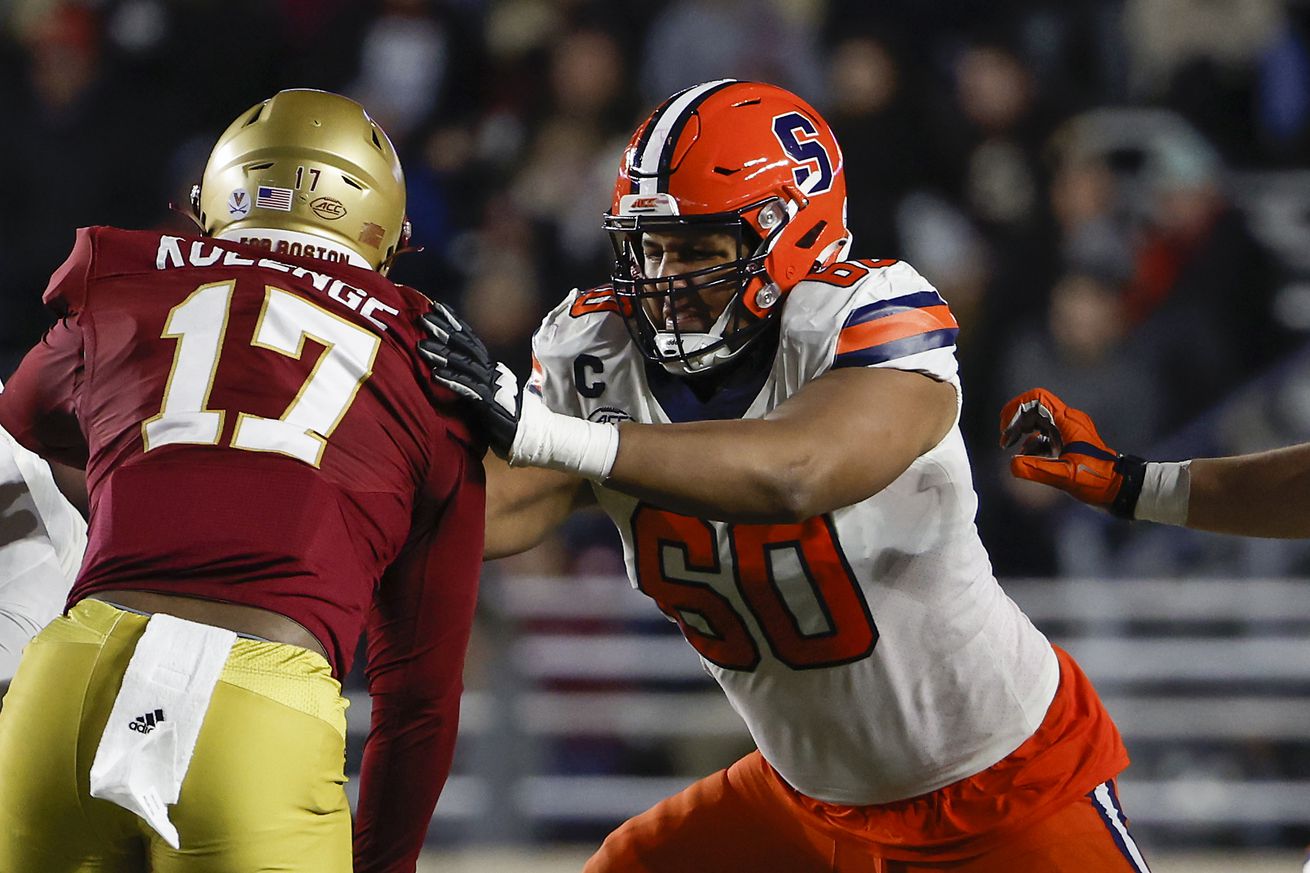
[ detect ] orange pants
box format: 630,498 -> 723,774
584,753 -> 1151,873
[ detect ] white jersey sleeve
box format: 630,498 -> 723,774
781,258 -> 959,388
0,380 -> 87,681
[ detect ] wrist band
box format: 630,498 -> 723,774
1109,454 -> 1147,520
509,390 -> 620,480
1133,460 -> 1192,525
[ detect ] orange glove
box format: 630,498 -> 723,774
998,388 -> 1145,518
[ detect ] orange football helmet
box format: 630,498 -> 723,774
604,79 -> 851,374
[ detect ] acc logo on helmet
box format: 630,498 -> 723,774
311,197 -> 348,220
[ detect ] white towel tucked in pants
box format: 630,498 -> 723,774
89,613 -> 236,848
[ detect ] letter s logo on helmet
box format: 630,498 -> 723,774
603,80 -> 851,375
191,89 -> 411,274
771,113 -> 835,195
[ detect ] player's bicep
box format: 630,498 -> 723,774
49,462 -> 88,519
483,454 -> 591,559
766,366 -> 957,507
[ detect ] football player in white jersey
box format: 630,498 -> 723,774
0,381 -> 86,700
422,80 -> 1153,872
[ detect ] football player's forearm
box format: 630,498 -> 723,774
1185,445 -> 1310,537
483,458 -> 589,558
609,420 -> 860,523
353,691 -> 458,873
610,419 -> 806,519
605,370 -> 955,523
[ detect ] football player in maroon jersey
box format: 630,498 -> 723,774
0,90 -> 483,873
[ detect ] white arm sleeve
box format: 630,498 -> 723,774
0,418 -> 87,682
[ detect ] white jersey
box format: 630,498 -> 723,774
530,259 -> 1059,805
0,379 -> 86,681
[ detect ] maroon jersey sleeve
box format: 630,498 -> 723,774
0,227 -> 93,467
353,443 -> 486,873
0,316 -> 87,467
43,226 -> 94,313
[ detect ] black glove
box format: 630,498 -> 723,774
418,303 -> 522,457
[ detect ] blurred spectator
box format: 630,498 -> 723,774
512,27 -> 631,291
1125,0 -> 1285,99
1125,0 -> 1285,162
639,0 -> 823,104
986,270 -> 1165,575
1127,130 -> 1290,421
347,1 -> 452,143
1256,8 -> 1310,162
0,3 -> 162,371
824,33 -> 929,258
955,43 -> 1041,222
1002,271 -> 1163,452
454,192 -> 545,376
924,38 -> 1061,450
1049,154 -> 1134,281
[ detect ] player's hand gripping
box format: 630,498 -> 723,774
417,303 -> 620,479
998,388 -> 1146,518
418,303 -> 521,457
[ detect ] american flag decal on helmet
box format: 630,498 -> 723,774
832,290 -> 958,368
255,186 -> 294,212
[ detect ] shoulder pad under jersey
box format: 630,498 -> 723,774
782,258 -> 959,383
43,227 -> 100,315
528,285 -> 632,414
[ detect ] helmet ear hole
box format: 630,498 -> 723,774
794,220 -> 826,250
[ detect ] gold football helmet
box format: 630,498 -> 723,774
192,89 -> 409,273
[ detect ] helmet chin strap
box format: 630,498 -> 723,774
651,296 -> 751,375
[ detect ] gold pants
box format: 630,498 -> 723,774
0,598 -> 351,872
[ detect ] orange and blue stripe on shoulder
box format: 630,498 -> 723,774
832,290 -> 959,368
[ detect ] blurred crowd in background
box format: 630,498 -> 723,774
9,0 -> 1310,854
6,0 -> 1310,572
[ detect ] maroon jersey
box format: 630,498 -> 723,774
0,227 -> 485,872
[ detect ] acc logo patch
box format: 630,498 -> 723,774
227,189 -> 250,217
587,406 -> 630,425
311,197 -> 347,220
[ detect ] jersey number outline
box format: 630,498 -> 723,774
631,505 -> 878,671
805,259 -> 900,288
143,280 -> 381,466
